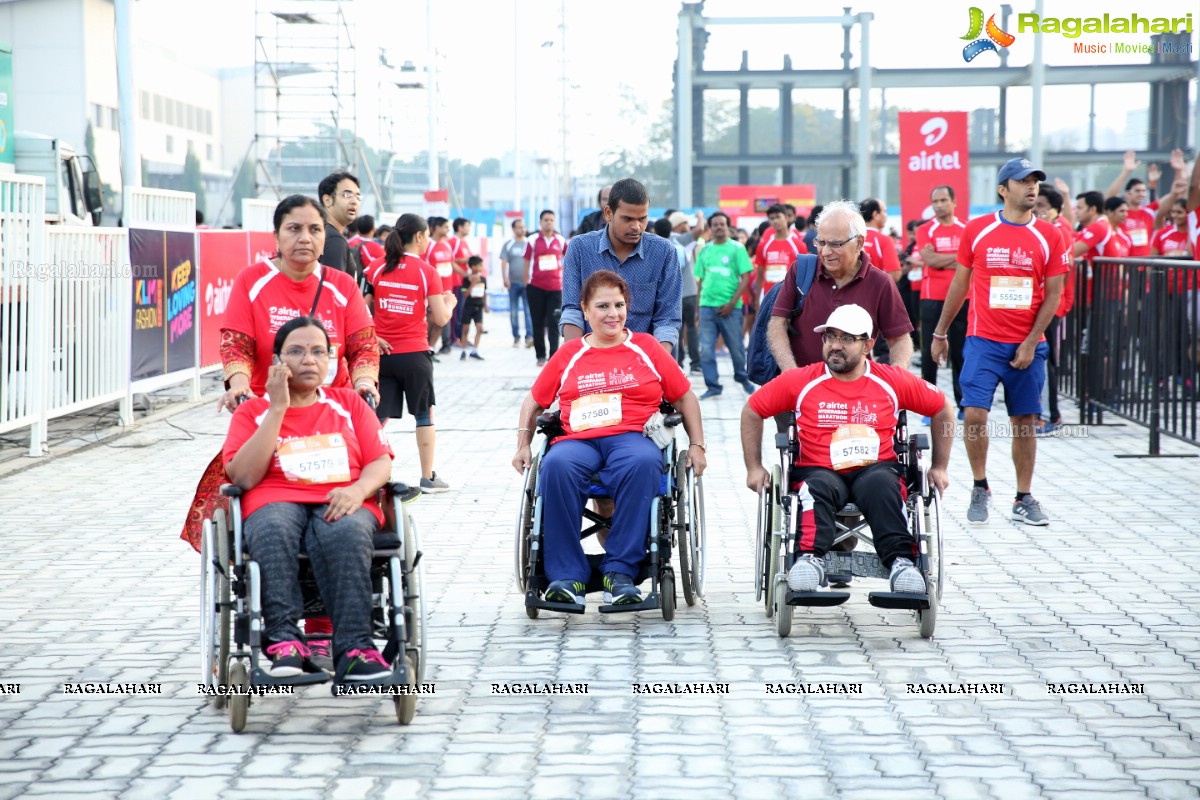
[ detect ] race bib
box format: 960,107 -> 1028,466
829,424 -> 880,471
765,266 -> 787,284
989,276 -> 1033,310
277,433 -> 351,484
538,254 -> 558,272
436,262 -> 453,278
568,393 -> 622,432
908,268 -> 923,282
469,283 -> 486,298
1130,228 -> 1148,247
324,344 -> 338,385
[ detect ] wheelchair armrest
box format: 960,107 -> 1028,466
775,432 -> 790,451
912,433 -> 929,451
663,413 -> 683,428
219,484 -> 242,498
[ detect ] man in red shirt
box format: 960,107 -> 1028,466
742,304 -> 953,595
915,185 -> 968,415
860,198 -> 903,281
1104,150 -> 1171,258
1033,183 -> 1078,433
1074,193 -> 1132,262
931,158 -> 1069,528
448,218 -> 474,348
524,209 -> 568,366
754,203 -> 807,300
423,217 -> 455,355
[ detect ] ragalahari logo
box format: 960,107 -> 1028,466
961,7 -> 1015,61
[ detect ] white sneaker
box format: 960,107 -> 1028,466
889,557 -> 926,594
787,553 -> 825,592
419,472 -> 451,494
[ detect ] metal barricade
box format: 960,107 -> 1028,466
1067,256 -> 1200,455
0,175 -> 47,454
123,187 -> 196,230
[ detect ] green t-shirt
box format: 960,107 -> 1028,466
694,240 -> 753,307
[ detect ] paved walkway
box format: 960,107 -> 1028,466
1,316 -> 1199,800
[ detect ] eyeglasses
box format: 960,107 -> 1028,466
282,347 -> 330,359
821,331 -> 868,345
339,190 -> 362,201
813,236 -> 857,250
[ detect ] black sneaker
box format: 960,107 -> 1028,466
545,579 -> 586,604
307,639 -> 334,673
603,572 -> 641,605
437,346 -> 451,356
338,648 -> 392,681
265,640 -> 309,678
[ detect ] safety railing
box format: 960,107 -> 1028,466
124,187 -> 196,230
1059,256 -> 1199,455
241,199 -> 277,232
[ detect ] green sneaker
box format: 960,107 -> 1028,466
545,579 -> 586,604
603,572 -> 642,605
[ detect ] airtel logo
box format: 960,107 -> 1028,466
920,118 -> 948,146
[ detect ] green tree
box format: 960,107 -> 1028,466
231,154 -> 256,227
181,143 -> 206,216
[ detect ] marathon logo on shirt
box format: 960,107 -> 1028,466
1010,248 -> 1034,268
378,296 -> 416,315
817,401 -> 849,426
379,280 -> 420,292
607,368 -> 638,389
268,305 -> 304,331
934,235 -> 960,252
849,401 -> 879,426
576,372 -> 607,392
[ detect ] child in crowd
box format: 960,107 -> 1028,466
460,256 -> 488,361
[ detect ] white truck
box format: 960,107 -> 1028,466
11,132 -> 103,226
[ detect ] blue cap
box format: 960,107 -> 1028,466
997,157 -> 1047,185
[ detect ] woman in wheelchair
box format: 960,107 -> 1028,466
742,304 -> 952,596
512,270 -> 706,606
223,316 -> 395,681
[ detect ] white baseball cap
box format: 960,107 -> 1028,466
667,211 -> 690,227
813,304 -> 874,337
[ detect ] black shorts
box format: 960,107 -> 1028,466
377,350 -> 435,420
461,299 -> 484,325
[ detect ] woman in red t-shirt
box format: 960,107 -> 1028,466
365,213 -> 457,494
511,270 -> 706,607
224,316 -> 393,681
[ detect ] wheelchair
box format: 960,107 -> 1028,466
755,411 -> 943,639
515,406 -> 705,620
199,481 -> 426,732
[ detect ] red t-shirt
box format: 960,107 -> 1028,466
863,228 -> 902,274
1054,216 -> 1077,317
223,387 -> 394,524
749,361 -> 945,472
221,261 -> 373,394
424,239 -> 456,287
915,218 -> 965,301
1079,219 -> 1133,261
1122,203 -> 1158,256
525,233 -> 568,291
366,254 -> 444,353
1151,224 -> 1191,257
956,212 -> 1070,344
754,235 -> 805,296
789,229 -> 807,253
448,236 -> 473,289
530,331 -> 691,443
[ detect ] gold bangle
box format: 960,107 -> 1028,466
689,442 -> 706,451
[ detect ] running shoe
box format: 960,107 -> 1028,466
469,351 -> 484,360
338,648 -> 391,681
889,557 -> 926,594
307,640 -> 334,673
1012,496 -> 1050,526
967,487 -> 990,524
545,579 -> 587,604
787,553 -> 826,592
419,473 -> 450,494
602,572 -> 641,605
265,640 -> 310,678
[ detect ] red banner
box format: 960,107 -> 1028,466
197,231 -> 252,367
899,111 -> 970,230
718,184 -> 815,228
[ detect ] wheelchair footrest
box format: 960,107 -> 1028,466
331,664 -> 412,695
786,589 -> 850,607
250,667 -> 330,687
867,591 -> 930,610
822,552 -> 889,581
526,591 -> 586,615
598,593 -> 660,614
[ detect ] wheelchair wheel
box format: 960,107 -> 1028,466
227,660 -> 249,733
393,656 -> 417,725
403,512 -> 427,684
773,575 -> 793,638
688,466 -> 706,598
765,466 -> 783,618
200,513 -> 232,710
754,480 -> 768,604
674,452 -> 695,607
514,455 -> 539,592
213,509 -> 231,708
917,491 -> 943,639
660,569 -> 675,621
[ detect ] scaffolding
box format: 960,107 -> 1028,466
254,0 -> 357,200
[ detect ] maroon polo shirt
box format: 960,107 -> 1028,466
770,251 -> 913,367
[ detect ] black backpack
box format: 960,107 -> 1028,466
745,254 -> 819,385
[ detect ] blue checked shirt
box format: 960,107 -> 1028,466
558,228 -> 682,348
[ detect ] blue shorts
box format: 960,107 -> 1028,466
959,336 -> 1048,417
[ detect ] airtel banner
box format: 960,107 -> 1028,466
899,112 -> 969,229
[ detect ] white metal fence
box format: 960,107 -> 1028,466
124,187 -> 196,230
241,199 -> 277,232
0,175 -> 47,449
